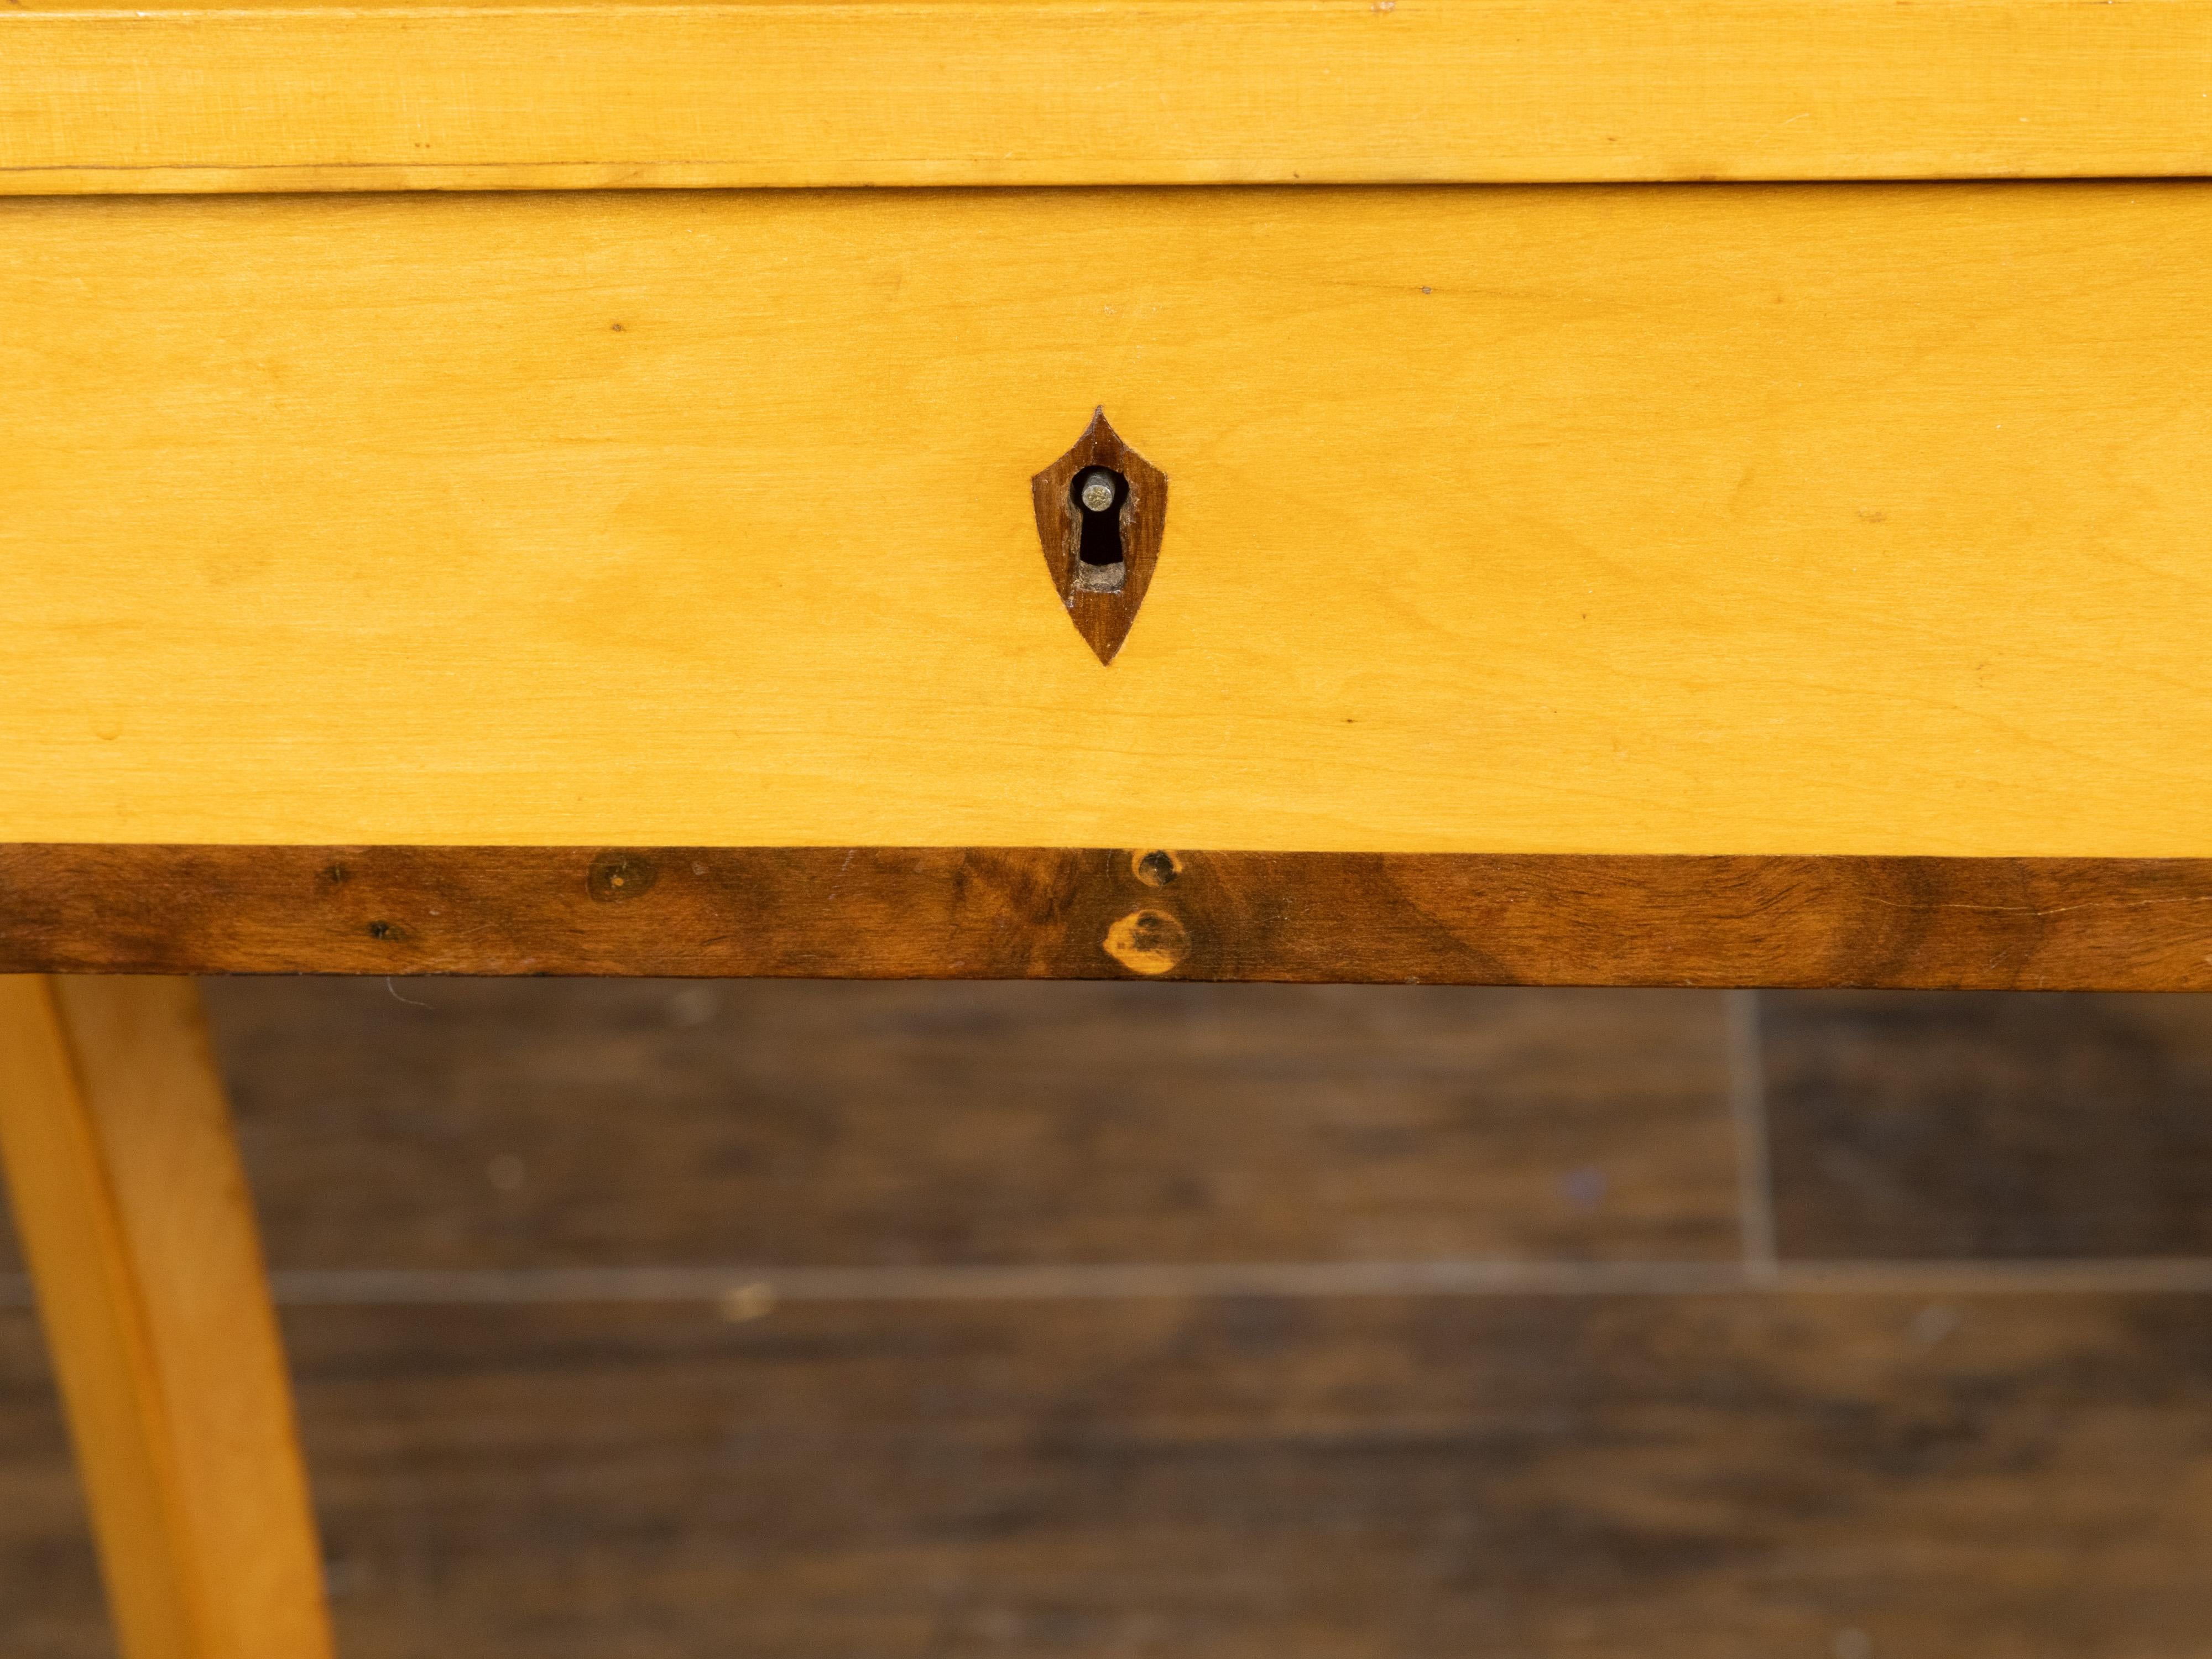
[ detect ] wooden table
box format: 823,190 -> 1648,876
4,2 -> 2212,1652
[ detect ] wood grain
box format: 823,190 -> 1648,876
3,0 -> 2210,194
4,846 -> 2212,987
166,1296 -> 2212,1655
1764,992 -> 2212,1260
12,979 -> 2212,1655
15,1293 -> 2212,1656
188,977 -> 1742,1269
0,1311 -> 106,1659
0,978 -> 332,1659
9,185 -> 2212,854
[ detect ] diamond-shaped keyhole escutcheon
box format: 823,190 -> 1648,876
1031,409 -> 1168,665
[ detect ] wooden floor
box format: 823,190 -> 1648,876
5,982 -> 2212,1656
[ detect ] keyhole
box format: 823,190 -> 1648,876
1071,467 -> 1128,592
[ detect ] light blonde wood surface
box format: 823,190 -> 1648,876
3,0 -> 2210,194
0,977 -> 333,1659
4,182 -> 2212,855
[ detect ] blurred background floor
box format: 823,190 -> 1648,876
4,982 -> 2211,1657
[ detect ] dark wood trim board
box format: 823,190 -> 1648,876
3,846 -> 2209,988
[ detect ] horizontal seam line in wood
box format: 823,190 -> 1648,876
9,1261 -> 2212,1305
6,169 -> 2212,182
8,0 -> 2211,189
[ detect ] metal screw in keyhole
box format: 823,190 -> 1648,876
1072,467 -> 1129,592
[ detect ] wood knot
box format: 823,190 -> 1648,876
366,920 -> 403,941
587,852 -> 659,904
1103,909 -> 1190,975
1131,849 -> 1182,888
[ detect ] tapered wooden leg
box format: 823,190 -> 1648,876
0,976 -> 335,1659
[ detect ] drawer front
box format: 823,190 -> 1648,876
3,182 -> 2208,854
